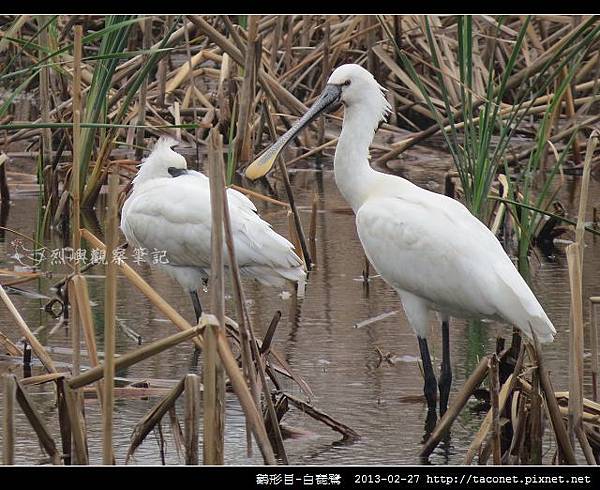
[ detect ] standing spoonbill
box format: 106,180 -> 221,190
121,137 -> 305,322
245,64 -> 555,416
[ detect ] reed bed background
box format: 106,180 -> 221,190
0,14 -> 600,465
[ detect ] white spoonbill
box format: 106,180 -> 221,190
245,64 -> 555,415
121,137 -> 305,321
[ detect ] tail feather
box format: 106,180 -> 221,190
493,261 -> 556,344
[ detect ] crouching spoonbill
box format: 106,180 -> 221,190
121,137 -> 305,322
245,64 -> 555,416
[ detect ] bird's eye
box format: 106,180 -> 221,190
343,80 -> 351,86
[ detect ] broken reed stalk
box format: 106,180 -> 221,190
508,392 -> 527,464
71,274 -> 104,404
566,242 -> 594,462
12,375 -> 62,465
56,378 -> 72,465
222,175 -> 290,461
244,316 -> 289,462
222,170 -> 259,457
0,284 -> 57,373
570,131 -> 598,462
215,329 -> 277,464
67,285 -> 82,445
576,424 -> 597,465
3,374 -> 15,465
166,405 -> 185,461
68,260 -> 82,377
489,353 -> 501,465
529,367 -> 543,464
69,323 -> 206,389
117,330 -> 276,465
102,169 -> 119,465
465,374 -> 517,464
184,374 -> 201,465
205,127 -> 226,464
0,330 -> 22,357
465,345 -> 524,464
284,392 -> 360,440
59,378 -> 88,464
420,355 -> 490,458
126,378 -> 185,463
529,337 -> 578,464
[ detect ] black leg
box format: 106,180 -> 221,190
418,336 -> 437,414
190,290 -> 203,323
438,319 -> 452,416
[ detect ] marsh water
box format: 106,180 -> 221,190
1,153 -> 599,465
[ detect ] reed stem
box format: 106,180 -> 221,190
204,127 -> 226,464
489,353 -> 501,465
61,378 -> 88,464
69,26 -> 82,410
529,338 -> 577,464
71,274 -> 104,404
222,178 -> 258,457
567,243 -> 585,449
102,169 -> 119,465
2,374 -> 15,465
184,374 -> 200,465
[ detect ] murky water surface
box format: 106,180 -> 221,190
1,158 -> 599,465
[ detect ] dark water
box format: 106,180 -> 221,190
1,164 -> 599,465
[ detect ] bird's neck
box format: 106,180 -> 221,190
334,104 -> 381,212
132,163 -> 168,188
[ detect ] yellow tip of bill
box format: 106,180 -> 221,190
244,151 -> 278,180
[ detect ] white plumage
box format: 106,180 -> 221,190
320,64 -> 555,344
355,186 -> 555,343
121,138 -> 305,302
245,63 -> 555,415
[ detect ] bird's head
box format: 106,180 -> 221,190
132,136 -> 187,186
245,64 -> 390,180
327,64 -> 390,119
